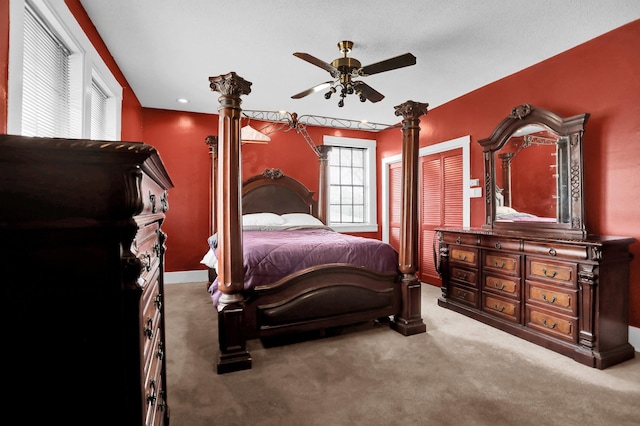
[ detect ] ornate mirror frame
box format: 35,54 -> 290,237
478,104 -> 590,238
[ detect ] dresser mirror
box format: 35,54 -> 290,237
478,104 -> 590,238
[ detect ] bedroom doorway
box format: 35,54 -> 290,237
382,135 -> 470,286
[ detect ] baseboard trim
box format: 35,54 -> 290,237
165,270 -> 208,284
164,270 -> 640,352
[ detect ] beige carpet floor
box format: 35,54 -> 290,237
163,282 -> 640,426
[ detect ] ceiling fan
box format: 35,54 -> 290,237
291,40 -> 416,107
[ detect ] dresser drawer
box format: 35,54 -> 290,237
144,330 -> 164,426
527,257 -> 576,288
141,172 -> 169,216
449,246 -> 479,267
481,235 -> 521,252
133,222 -> 161,284
483,251 -> 520,276
450,266 -> 477,287
142,278 -> 162,362
442,232 -> 479,246
448,283 -> 479,308
526,281 -> 577,315
483,274 -> 520,298
482,293 -> 520,323
526,306 -> 577,342
523,241 -> 588,260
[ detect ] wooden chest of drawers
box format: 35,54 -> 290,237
0,135 -> 173,425
436,228 -> 635,369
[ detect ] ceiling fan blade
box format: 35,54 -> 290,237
291,81 -> 334,99
293,52 -> 340,78
353,81 -> 385,103
359,53 -> 416,76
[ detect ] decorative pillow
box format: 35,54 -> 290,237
242,212 -> 286,227
280,213 -> 325,227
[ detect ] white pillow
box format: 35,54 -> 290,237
242,212 -> 286,227
281,213 -> 325,227
496,206 -> 518,215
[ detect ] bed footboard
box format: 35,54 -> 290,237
244,264 -> 400,339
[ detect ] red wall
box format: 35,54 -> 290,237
377,20 -> 640,327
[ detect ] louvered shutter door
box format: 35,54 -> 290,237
418,148 -> 463,285
388,162 -> 403,251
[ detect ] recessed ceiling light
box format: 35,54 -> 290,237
176,98 -> 189,104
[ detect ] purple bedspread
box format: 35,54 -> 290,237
208,228 -> 399,305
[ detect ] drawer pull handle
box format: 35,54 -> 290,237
541,293 -> 557,304
144,316 -> 154,340
542,268 -> 558,278
456,237 -> 462,244
548,248 -> 557,256
494,260 -> 506,268
495,242 -> 501,249
492,303 -> 506,312
147,379 -> 157,406
457,291 -> 467,299
493,281 -> 506,290
154,293 -> 163,310
156,341 -> 165,361
457,272 -> 469,280
457,254 -> 468,261
541,318 -> 558,329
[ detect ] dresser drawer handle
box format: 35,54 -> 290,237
542,268 -> 558,278
548,248 -> 557,256
541,318 -> 558,329
144,316 -> 154,339
457,290 -> 467,300
493,281 -> 506,290
457,272 -> 469,280
154,293 -> 163,310
492,303 -> 506,312
541,293 -> 557,304
456,237 -> 462,244
457,254 -> 468,261
495,242 -> 501,249
493,260 -> 506,268
147,379 -> 157,406
157,341 -> 165,361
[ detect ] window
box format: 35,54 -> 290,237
324,136 -> 377,233
8,0 -> 122,139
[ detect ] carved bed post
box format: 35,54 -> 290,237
391,100 -> 428,336
316,145 -> 332,224
205,136 -> 219,235
209,72 -> 252,373
205,135 -> 219,284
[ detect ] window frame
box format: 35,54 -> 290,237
324,135 -> 378,233
8,0 -> 122,140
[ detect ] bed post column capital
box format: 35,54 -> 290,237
391,100 -> 428,336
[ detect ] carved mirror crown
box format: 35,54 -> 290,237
478,104 -> 590,238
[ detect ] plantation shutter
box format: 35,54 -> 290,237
418,148 -> 463,284
21,4 -> 70,137
388,162 -> 403,251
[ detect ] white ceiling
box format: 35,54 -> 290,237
79,0 -> 640,126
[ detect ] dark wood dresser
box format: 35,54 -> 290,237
436,228 -> 635,369
0,135 -> 173,425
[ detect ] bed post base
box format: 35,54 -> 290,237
217,303 -> 252,374
391,275 -> 426,336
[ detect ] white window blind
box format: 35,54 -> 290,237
21,4 -> 70,137
90,79 -> 108,140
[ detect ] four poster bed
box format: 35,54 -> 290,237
208,72 -> 429,374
